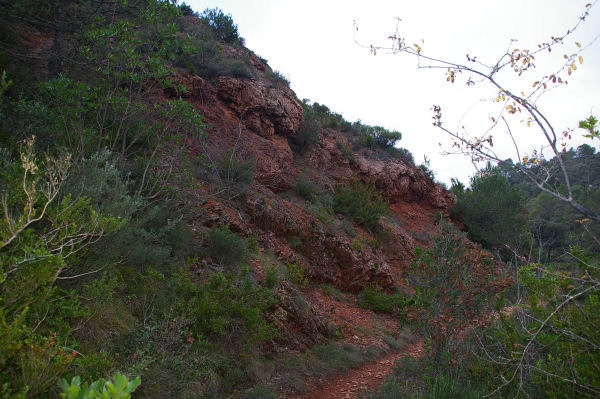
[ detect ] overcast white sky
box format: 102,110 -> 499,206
186,0 -> 600,186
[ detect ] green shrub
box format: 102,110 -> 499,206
247,233 -> 259,254
387,147 -> 414,165
354,125 -> 402,149
58,372 -> 140,399
290,117 -> 319,152
264,265 -> 279,289
293,175 -> 320,202
265,70 -> 290,88
220,152 -> 256,186
204,224 -> 250,266
176,267 -> 278,347
359,285 -> 409,316
333,181 -> 388,230
200,8 -> 244,45
336,139 -> 354,161
285,261 -> 308,289
218,59 -> 253,78
357,131 -> 376,148
320,283 -> 344,301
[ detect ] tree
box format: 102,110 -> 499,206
200,8 -> 244,45
362,3 -> 599,222
451,166 -> 529,254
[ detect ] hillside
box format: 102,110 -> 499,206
0,2 -> 463,397
5,2 -> 594,399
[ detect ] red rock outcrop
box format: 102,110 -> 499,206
173,45 -> 454,296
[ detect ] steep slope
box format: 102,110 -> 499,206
0,4 -> 460,398
164,45 -> 455,353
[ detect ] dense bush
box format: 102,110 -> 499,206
204,224 -> 250,267
293,175 -> 321,202
333,181 -> 388,230
176,267 -> 277,347
359,285 -> 410,317
354,125 -> 402,149
200,8 -> 245,45
451,169 -> 529,253
218,59 -> 253,78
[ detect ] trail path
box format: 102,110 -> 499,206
293,339 -> 423,399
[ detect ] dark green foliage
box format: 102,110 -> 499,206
409,220 -> 509,361
334,181 -> 388,230
264,265 -> 279,289
356,126 -> 402,149
290,102 -> 321,152
285,261 -> 308,289
359,285 -> 410,317
179,3 -> 196,17
204,224 -> 250,267
0,139 -> 124,398
451,168 -> 529,252
175,16 -> 254,79
200,8 -> 244,45
293,175 -> 321,202
176,267 -> 277,346
218,59 -> 253,79
220,152 -> 256,187
494,148 -> 600,257
265,69 -> 290,88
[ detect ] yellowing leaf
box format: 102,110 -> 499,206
496,95 -> 501,102
568,67 -> 572,75
533,81 -> 539,87
414,43 -> 422,53
572,63 -> 577,70
579,55 -> 583,64
576,42 -> 582,48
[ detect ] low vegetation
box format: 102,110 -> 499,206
334,181 -> 388,231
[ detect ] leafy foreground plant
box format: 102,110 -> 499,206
59,372 -> 140,399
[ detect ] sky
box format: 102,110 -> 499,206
185,0 -> 600,186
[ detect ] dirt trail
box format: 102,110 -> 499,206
294,339 -> 423,399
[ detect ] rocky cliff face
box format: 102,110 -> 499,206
169,48 -> 455,300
